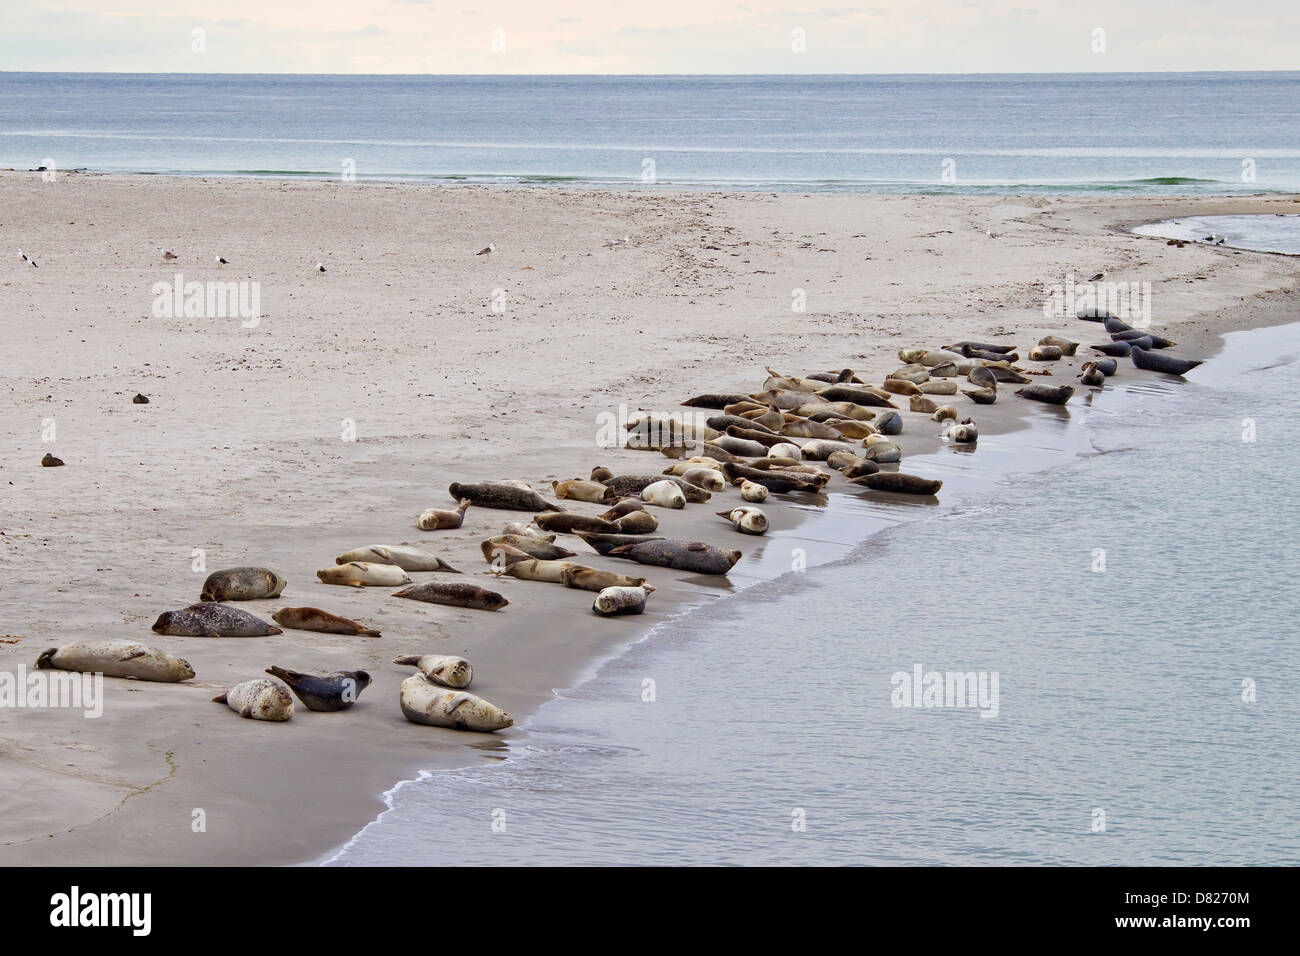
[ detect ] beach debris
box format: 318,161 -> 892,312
41,453 -> 64,467
475,243 -> 495,255
132,393 -> 149,403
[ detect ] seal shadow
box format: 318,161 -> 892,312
850,490 -> 942,508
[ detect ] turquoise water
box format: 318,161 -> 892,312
4,72 -> 1300,192
327,320 -> 1300,866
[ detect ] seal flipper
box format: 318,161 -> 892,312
35,648 -> 58,669
211,692 -> 228,703
392,655 -> 420,666
118,649 -> 148,661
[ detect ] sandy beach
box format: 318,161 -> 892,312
1,171 -> 1296,866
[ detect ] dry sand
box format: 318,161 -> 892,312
0,172 -> 1296,865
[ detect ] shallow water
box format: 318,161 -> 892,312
326,322 -> 1300,866
1133,214 -> 1300,255
5,72 -> 1300,193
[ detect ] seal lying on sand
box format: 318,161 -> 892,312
335,545 -> 461,572
533,512 -> 619,534
722,461 -> 828,494
200,567 -> 286,602
717,506 -> 768,535
417,498 -> 470,530
212,679 -> 294,721
448,481 -> 562,512
605,474 -> 711,503
394,653 -> 473,689
851,472 -> 943,496
36,641 -> 195,682
394,581 -> 509,610
604,539 -> 742,574
317,562 -> 411,588
681,393 -> 751,409
592,586 -> 649,617
561,566 -> 655,593
153,603 -> 282,637
552,479 -> 615,503
1016,384 -> 1075,405
481,534 -> 576,560
641,480 -> 687,508
265,666 -> 371,712
399,674 -> 512,732
272,607 -> 381,637
1131,348 -> 1203,376
574,532 -> 666,556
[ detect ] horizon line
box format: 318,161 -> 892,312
3,69 -> 1298,78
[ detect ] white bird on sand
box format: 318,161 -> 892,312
18,249 -> 37,268
161,248 -> 178,260
215,255 -> 228,268
605,236 -> 631,249
475,243 -> 494,255
314,262 -> 326,272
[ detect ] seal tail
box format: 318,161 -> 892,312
211,693 -> 228,704
392,654 -> 420,666
35,648 -> 58,669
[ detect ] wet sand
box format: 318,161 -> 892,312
0,172 -> 1296,865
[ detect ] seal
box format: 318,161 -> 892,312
399,674 -> 512,732
722,461 -> 829,494
888,365 -> 931,384
393,653 -> 473,688
561,566 -> 655,593
641,479 -> 687,508
873,410 -> 903,435
910,396 -> 939,414
800,439 -> 859,461
1115,330 -> 1176,348
963,387 -> 997,405
1076,308 -> 1116,321
767,442 -> 803,460
1039,335 -> 1079,356
932,405 -> 958,422
679,467 -> 726,492
960,345 -> 1019,362
883,378 -> 923,396
681,393 -> 751,409
986,366 -> 1030,384
590,466 -> 614,483
851,472 -> 943,496
1131,348 -> 1203,376
592,586 -> 649,616
1016,383 -> 1075,405
574,531 -> 667,556
605,538 -> 743,574
826,450 -> 859,471
945,421 -> 978,443
615,510 -> 660,534
1089,357 -> 1118,376
749,407 -> 788,430
482,542 -> 535,568
842,458 -> 881,480
711,435 -> 768,457
532,511 -> 619,534
200,567 -> 286,602
828,419 -> 877,440
662,457 -> 724,477
317,562 -> 411,588
335,545 -> 461,572
717,506 -> 768,535
1079,363 -> 1106,387
272,606 -> 381,637
778,419 -> 844,440
920,380 -> 958,395
553,479 -> 615,503
501,522 -> 555,539
862,441 -> 902,463
1091,341 -> 1133,357
1103,317 -> 1135,334
1028,345 -> 1062,361
448,481 -> 562,512
740,479 -> 770,502
763,367 -> 824,392
798,401 -> 875,421
943,341 -> 1017,355
492,557 -> 587,583
153,603 -> 282,637
212,679 -> 294,721
394,581 -> 509,610
598,499 -> 648,519
709,414 -> 776,434
605,474 -> 711,503
968,366 -> 997,389
36,640 -> 194,682
814,385 -> 896,408
482,534 -> 576,560
417,498 -> 470,530
266,666 -> 371,712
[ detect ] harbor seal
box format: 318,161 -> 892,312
153,603 -> 282,637
768,442 -> 803,460
717,506 -> 768,535
641,479 -> 687,508
393,653 -> 473,688
605,474 -> 711,503
200,567 -> 286,602
1091,341 -> 1132,357
266,666 -> 372,712
968,366 -> 997,389
553,479 -> 615,504
1089,357 -> 1118,376
1028,345 -> 1063,361
842,459 -> 881,480
814,385 -> 895,408
36,641 -> 194,682
708,414 -> 776,434
1079,363 -> 1106,387
945,421 -> 979,443
1115,330 -> 1176,348
448,481 -> 562,513
920,380 -> 959,395
681,393 -> 751,409
721,461 -> 828,494
711,435 -> 768,457
1039,336 -> 1079,356
942,341 -> 1016,355
560,566 -> 655,593
910,396 -> 938,414
800,439 -> 859,461
883,378 -> 923,396
740,479 -> 769,502
482,534 -> 576,560
417,498 -> 470,530
590,465 -> 614,483
481,542 -> 535,568
605,539 -> 742,574
574,532 -> 667,556
615,510 -> 660,534
393,581 -> 509,610
1016,383 -> 1075,405
317,562 -> 411,588
678,467 -> 726,492
963,387 -> 997,405
862,441 -> 902,463
592,586 -> 649,617
932,405 -> 958,422
335,545 -> 461,573
533,511 -> 619,534
212,679 -> 294,721
827,419 -> 877,440
399,674 -> 512,732
873,410 -> 903,435
778,419 -> 844,440
986,366 -> 1030,384
272,607 -> 381,637
598,499 -> 648,518
1131,348 -> 1203,376
851,472 -> 943,496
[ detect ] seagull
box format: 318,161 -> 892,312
161,248 -> 178,261
475,243 -> 494,256
1215,237 -> 1226,245
1087,272 -> 1105,282
18,249 -> 37,268
1201,234 -> 1216,242
215,255 -> 228,268
986,229 -> 996,239
605,236 -> 631,249
314,262 -> 326,272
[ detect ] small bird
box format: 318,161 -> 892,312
605,236 -> 631,249
1215,237 -> 1226,245
161,248 -> 178,260
475,243 -> 494,255
1202,234 -> 1216,242
314,262 -> 326,272
1087,272 -> 1105,282
986,229 -> 996,239
18,249 -> 37,268
215,255 -> 228,268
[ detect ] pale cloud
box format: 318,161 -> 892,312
0,0 -> 1296,72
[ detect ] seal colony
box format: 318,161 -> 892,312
30,330 -> 1205,737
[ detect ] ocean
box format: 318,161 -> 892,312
4,72 -> 1300,193
326,316 -> 1300,866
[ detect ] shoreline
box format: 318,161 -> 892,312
1,172 -> 1297,865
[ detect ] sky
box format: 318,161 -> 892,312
1,1 -> 1298,74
